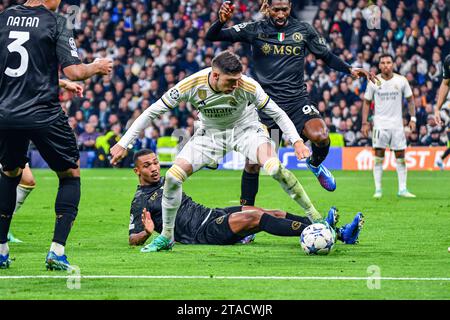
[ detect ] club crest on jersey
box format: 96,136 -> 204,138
292,32 -> 304,42
277,33 -> 285,42
150,192 -> 158,201
198,89 -> 207,100
169,88 -> 180,100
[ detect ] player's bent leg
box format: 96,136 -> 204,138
303,118 -> 336,192
141,159 -> 191,253
257,146 -> 322,222
240,159 -> 261,205
45,166 -> 80,271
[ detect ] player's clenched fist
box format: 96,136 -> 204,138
293,140 -> 310,160
94,58 -> 113,75
219,1 -> 235,23
110,144 -> 128,166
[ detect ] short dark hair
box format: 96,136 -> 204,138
211,51 -> 243,74
379,53 -> 394,62
133,149 -> 155,166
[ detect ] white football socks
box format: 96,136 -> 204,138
161,165 -> 187,240
50,242 -> 65,256
396,158 -> 407,192
0,243 -> 9,256
373,156 -> 384,191
264,158 -> 322,221
14,184 -> 34,214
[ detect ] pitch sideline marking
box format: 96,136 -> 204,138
0,275 -> 449,281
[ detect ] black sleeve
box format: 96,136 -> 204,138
206,20 -> 256,43
304,23 -> 351,74
129,197 -> 145,235
443,54 -> 450,80
55,15 -> 82,69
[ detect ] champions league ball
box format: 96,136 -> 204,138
300,223 -> 335,255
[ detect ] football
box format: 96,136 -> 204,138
300,223 -> 335,255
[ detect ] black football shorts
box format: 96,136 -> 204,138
0,113 -> 79,172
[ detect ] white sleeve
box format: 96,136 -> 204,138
364,82 -> 375,101
117,99 -> 170,148
261,99 -> 302,145
403,77 -> 413,99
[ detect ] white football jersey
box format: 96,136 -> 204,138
364,73 -> 413,130
161,68 -> 269,130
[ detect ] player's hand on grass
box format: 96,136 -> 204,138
350,68 -> 380,85
361,122 -> 370,138
293,140 -> 310,160
219,1 -> 235,23
142,208 -> 155,235
110,144 -> 128,166
94,58 -> 113,75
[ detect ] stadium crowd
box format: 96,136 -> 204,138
2,0 -> 449,167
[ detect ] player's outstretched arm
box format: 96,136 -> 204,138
110,99 -> 171,165
62,58 -> 113,81
206,1 -> 254,43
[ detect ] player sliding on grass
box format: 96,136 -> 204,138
206,0 -> 378,205
128,149 -> 364,247
111,51 -> 338,252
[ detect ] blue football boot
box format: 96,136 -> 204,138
0,254 -> 11,269
338,212 -> 365,244
325,206 -> 339,230
45,251 -> 72,271
305,158 -> 336,192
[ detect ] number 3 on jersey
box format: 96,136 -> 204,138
5,31 -> 30,78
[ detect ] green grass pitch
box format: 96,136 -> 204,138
1,169 -> 449,299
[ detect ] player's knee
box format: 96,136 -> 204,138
20,176 -> 36,188
308,130 -> 329,146
244,162 -> 260,174
241,211 -> 262,230
165,165 -> 188,189
263,157 -> 281,177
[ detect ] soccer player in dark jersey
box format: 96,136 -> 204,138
129,149 -> 364,248
0,0 -> 112,270
206,0 -> 378,205
434,54 -> 450,170
2,79 -> 84,244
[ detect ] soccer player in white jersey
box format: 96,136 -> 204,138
362,54 -> 417,199
110,51 -> 332,252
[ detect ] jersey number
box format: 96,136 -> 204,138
5,31 -> 30,78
